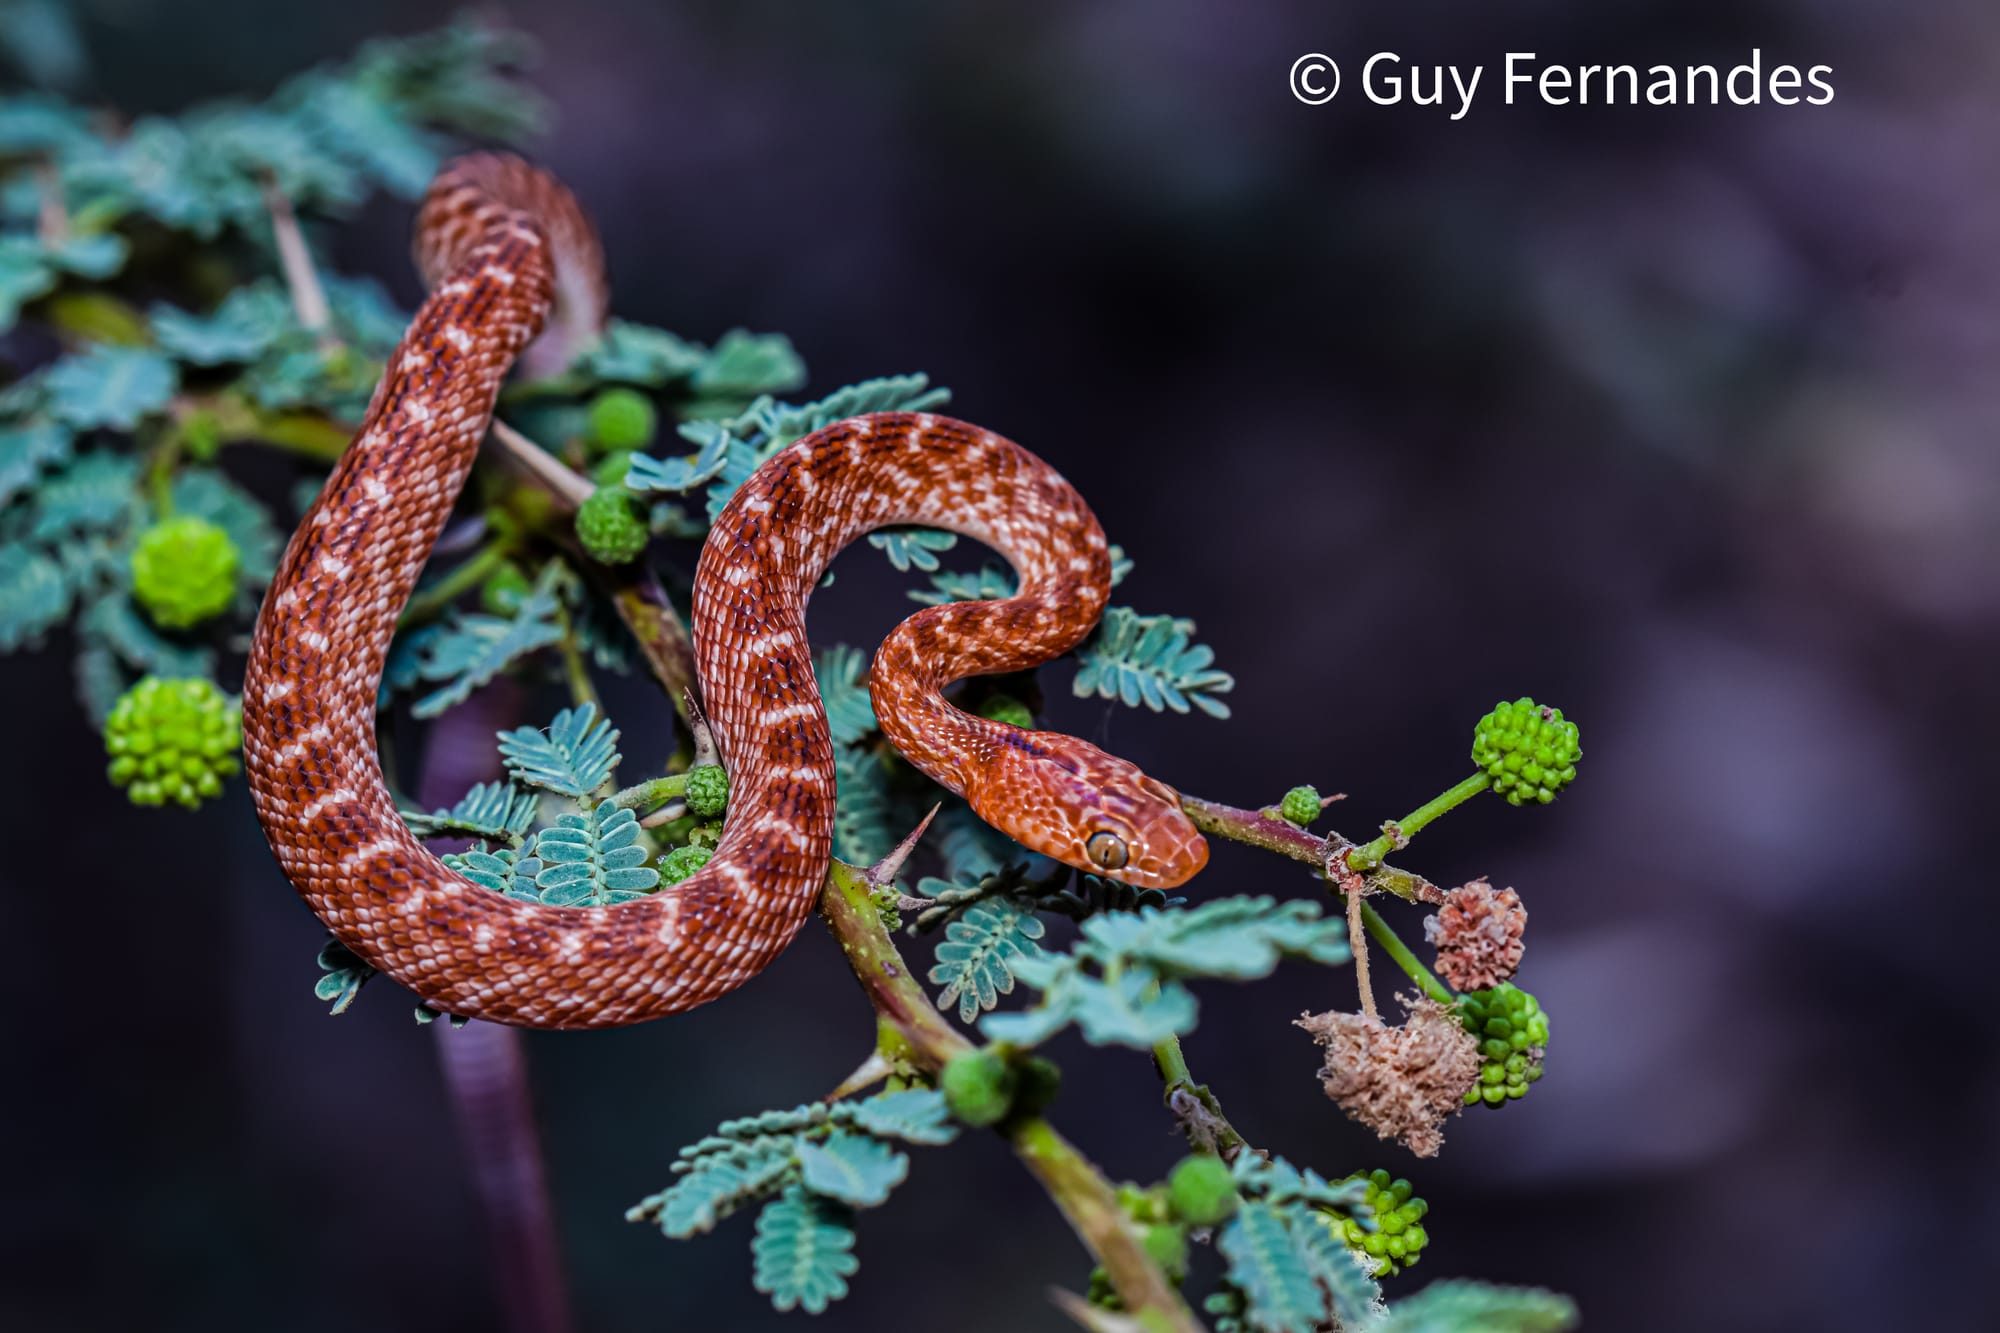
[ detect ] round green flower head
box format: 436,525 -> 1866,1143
1279,784 -> 1322,827
1457,983 -> 1549,1108
659,844 -> 712,885
105,675 -> 242,809
978,694 -> 1035,730
130,515 -> 239,629
587,388 -> 657,451
684,763 -> 729,818
1324,1169 -> 1429,1276
1472,697 -> 1581,805
1141,1222 -> 1190,1279
1166,1154 -> 1239,1226
575,485 -> 648,565
941,1049 -> 1017,1127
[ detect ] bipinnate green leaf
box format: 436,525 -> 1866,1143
442,845 -> 542,899
813,644 -> 877,746
1232,1155 -> 1371,1213
1219,1202 -> 1338,1333
530,800 -> 659,906
927,896 -> 1046,1022
0,236 -> 57,331
831,742 -> 898,866
1077,897 -> 1349,980
30,451 -> 139,538
1370,1281 -> 1579,1333
751,1186 -> 859,1315
1073,605 -> 1234,718
411,575 -> 564,718
689,328 -> 804,399
1072,969 -> 1199,1047
497,701 -> 620,798
0,543 -> 70,650
625,418 -> 733,494
867,526 -> 956,573
847,1089 -> 957,1146
795,1131 -> 907,1207
401,780 -> 538,842
1298,1214 -> 1386,1329
45,346 -> 178,430
313,937 -> 375,1015
150,283 -> 291,365
911,562 -> 1016,606
584,319 -> 706,385
630,1141 -> 797,1238
0,418 -> 73,508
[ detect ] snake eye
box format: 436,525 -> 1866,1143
1086,831 -> 1129,871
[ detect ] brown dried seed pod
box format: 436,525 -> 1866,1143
1426,878 -> 1527,993
1296,994 -> 1481,1158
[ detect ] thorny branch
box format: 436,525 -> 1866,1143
433,413 -> 1465,1328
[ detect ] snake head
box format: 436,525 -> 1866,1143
971,734 -> 1209,890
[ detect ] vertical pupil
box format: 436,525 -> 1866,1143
1089,832 -> 1127,869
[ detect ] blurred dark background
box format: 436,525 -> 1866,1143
5,2 -> 1996,1330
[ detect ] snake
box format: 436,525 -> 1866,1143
243,155 -> 1209,1031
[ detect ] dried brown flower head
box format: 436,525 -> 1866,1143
1425,878 -> 1527,992
1297,994 -> 1481,1158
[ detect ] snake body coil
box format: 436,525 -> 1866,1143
244,157 -> 1206,1030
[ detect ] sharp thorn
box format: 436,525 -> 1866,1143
869,803 -> 940,888
825,1050 -> 894,1102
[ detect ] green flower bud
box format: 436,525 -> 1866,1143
977,693 -> 1035,730
130,515 -> 240,629
479,561 -> 532,616
940,1049 -> 1016,1127
575,484 -> 648,565
587,388 -> 657,451
1324,1169 -> 1431,1276
659,844 -> 712,885
1141,1222 -> 1190,1279
1166,1155 -> 1239,1226
1472,697 -> 1581,806
104,675 -> 241,809
684,763 -> 729,818
1456,983 -> 1548,1108
1279,784 -> 1322,827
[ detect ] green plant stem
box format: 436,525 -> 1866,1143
401,542 -> 511,625
551,601 -> 600,712
608,772 -> 687,813
1345,771 -> 1491,871
1151,1033 -> 1247,1159
1358,899 -> 1452,1005
1179,792 -> 1443,904
819,860 -> 1203,1333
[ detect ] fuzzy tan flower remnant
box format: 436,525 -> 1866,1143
1425,878 -> 1527,993
1297,995 -> 1481,1158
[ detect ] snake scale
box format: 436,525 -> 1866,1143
243,155 -> 1208,1030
